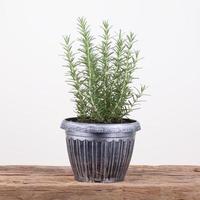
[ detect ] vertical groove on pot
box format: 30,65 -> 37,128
100,141 -> 104,180
116,140 -> 124,179
66,137 -> 135,183
108,141 -> 114,179
83,140 -> 88,178
112,141 -> 119,177
83,140 -> 88,180
114,141 -> 121,178
125,140 -> 135,173
72,139 -> 78,178
103,141 -> 108,180
95,141 -> 99,180
66,139 -> 76,178
77,140 -> 84,178
121,140 -> 130,180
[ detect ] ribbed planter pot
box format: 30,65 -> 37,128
61,118 -> 141,183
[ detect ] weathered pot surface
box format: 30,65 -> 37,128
61,117 -> 141,183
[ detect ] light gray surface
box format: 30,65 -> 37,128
1,0 -> 200,165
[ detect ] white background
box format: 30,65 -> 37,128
0,0 -> 200,166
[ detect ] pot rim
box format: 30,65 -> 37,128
61,117 -> 141,134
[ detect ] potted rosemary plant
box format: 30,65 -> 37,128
61,17 -> 146,183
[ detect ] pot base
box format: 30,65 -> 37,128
75,176 -> 124,183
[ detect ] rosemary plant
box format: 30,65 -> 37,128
63,17 -> 146,123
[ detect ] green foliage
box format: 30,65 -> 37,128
62,17 -> 147,123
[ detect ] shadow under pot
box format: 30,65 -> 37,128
60,117 -> 141,183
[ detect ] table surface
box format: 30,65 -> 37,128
0,165 -> 200,200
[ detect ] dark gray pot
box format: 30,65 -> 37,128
60,118 -> 141,183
